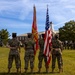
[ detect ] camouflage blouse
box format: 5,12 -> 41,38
24,38 -> 35,50
52,39 -> 63,50
39,38 -> 44,52
8,38 -> 20,55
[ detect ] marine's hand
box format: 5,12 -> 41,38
19,50 -> 21,53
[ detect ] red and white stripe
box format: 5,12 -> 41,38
44,27 -> 52,65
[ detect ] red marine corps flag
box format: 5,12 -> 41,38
32,5 -> 39,55
44,6 -> 52,65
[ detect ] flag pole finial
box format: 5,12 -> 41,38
47,5 -> 48,8
33,4 -> 36,8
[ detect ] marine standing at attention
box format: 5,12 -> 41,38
51,34 -> 63,73
7,33 -> 21,73
24,33 -> 35,73
38,34 -> 49,73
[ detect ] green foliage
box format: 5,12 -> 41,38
59,20 -> 75,41
0,29 -> 9,45
0,47 -> 75,75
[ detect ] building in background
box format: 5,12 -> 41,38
17,31 -> 59,42
17,22 -> 59,43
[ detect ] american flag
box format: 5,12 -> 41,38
44,7 -> 52,65
32,5 -> 39,55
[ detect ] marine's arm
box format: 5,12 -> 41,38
6,42 -> 16,49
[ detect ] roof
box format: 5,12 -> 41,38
17,30 -> 59,37
18,33 -> 27,37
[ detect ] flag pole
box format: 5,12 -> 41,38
32,5 -> 39,55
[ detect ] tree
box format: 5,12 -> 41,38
59,20 -> 75,41
0,29 -> 9,45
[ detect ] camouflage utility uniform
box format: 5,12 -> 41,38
38,34 -> 48,72
7,34 -> 21,73
24,33 -> 35,73
52,35 -> 63,73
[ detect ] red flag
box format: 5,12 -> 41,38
44,7 -> 52,65
32,5 -> 39,55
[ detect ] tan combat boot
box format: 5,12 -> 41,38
59,68 -> 63,73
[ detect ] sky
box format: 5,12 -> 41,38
0,0 -> 75,36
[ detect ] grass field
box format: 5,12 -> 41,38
0,47 -> 75,75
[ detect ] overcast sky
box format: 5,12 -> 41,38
0,0 -> 75,36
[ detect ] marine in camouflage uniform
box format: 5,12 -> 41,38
38,34 -> 49,73
51,34 -> 63,73
7,33 -> 21,73
24,33 -> 35,73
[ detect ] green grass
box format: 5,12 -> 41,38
0,47 -> 75,75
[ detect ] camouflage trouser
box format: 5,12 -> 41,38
24,49 -> 34,70
8,54 -> 21,69
38,52 -> 49,69
52,50 -> 63,69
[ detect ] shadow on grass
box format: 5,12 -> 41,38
0,72 -> 60,75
